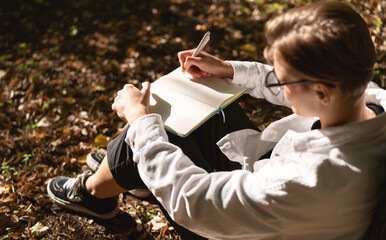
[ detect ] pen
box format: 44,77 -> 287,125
184,31 -> 211,73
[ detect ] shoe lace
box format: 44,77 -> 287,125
63,170 -> 92,201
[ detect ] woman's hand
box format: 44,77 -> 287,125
112,82 -> 151,125
178,50 -> 234,79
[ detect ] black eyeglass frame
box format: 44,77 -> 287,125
264,70 -> 336,95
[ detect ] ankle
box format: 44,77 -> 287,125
84,175 -> 98,197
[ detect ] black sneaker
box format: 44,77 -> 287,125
47,170 -> 119,219
86,152 -> 105,171
87,152 -> 152,198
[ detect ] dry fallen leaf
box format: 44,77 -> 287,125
0,70 -> 7,80
239,43 -> 257,53
30,221 -> 49,237
0,1 -> 382,239
94,134 -> 110,148
150,216 -> 167,232
78,154 -> 88,164
36,116 -> 51,127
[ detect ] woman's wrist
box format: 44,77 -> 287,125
125,106 -> 150,125
223,61 -> 234,78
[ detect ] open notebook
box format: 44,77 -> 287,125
148,67 -> 246,137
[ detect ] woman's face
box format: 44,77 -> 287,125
273,58 -> 320,117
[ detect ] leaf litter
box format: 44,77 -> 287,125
0,0 -> 384,239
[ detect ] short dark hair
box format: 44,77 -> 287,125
264,1 -> 376,98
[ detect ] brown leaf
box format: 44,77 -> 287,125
160,224 -> 168,238
78,154 -> 88,164
94,134 -> 110,148
239,43 -> 257,53
0,206 -> 11,213
60,128 -> 72,139
61,97 -> 76,105
7,78 -> 20,89
35,128 -> 48,140
25,83 -> 35,95
0,196 -> 14,203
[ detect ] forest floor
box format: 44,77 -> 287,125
0,0 -> 384,239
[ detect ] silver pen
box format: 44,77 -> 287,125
185,31 -> 211,73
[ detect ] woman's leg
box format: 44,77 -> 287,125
85,156 -> 127,198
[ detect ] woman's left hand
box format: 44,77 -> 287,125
112,82 -> 151,125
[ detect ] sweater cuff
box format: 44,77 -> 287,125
125,114 -> 169,163
226,60 -> 272,86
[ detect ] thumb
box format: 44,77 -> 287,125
141,82 -> 151,106
141,82 -> 151,93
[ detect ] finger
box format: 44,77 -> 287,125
141,82 -> 151,106
189,64 -> 208,78
189,66 -> 204,78
184,58 -> 196,74
116,112 -> 127,122
178,49 -> 195,72
124,84 -> 134,91
201,71 -> 211,78
112,93 -> 120,109
177,52 -> 187,72
141,82 -> 151,94
184,56 -> 203,71
178,49 -> 195,59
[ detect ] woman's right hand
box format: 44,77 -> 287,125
177,50 -> 234,79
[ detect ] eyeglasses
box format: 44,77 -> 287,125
264,70 -> 336,95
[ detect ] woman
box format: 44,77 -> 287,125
48,1 -> 385,239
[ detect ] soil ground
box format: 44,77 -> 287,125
0,0 -> 384,239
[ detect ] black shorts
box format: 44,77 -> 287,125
106,101 -> 257,191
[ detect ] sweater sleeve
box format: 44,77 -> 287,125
226,60 -> 290,107
125,114 -> 324,239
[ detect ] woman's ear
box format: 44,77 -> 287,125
314,83 -> 331,105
